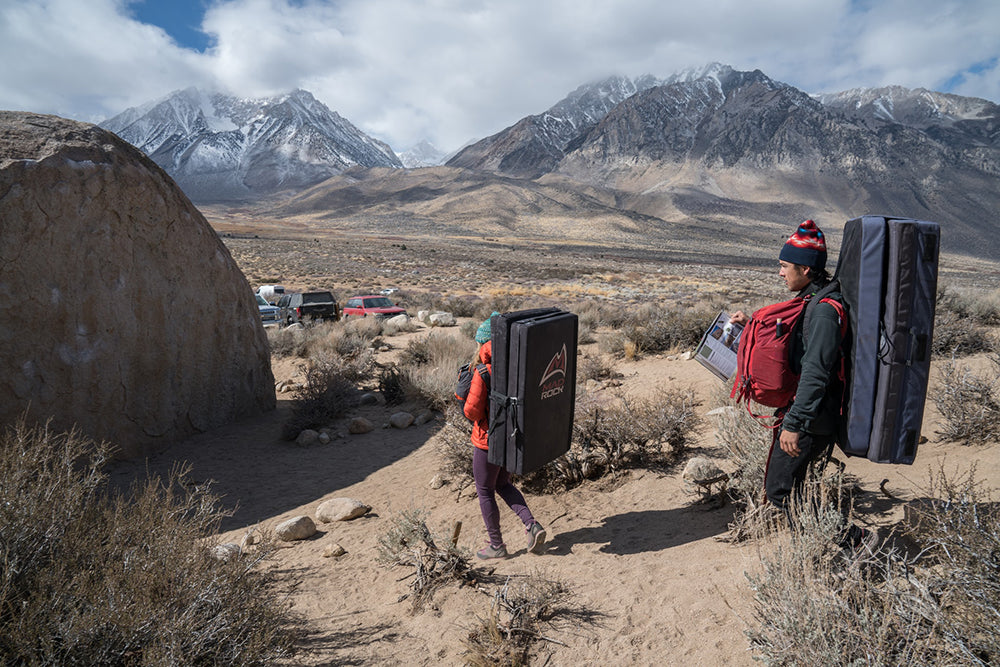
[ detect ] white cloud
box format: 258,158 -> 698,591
1,0 -> 997,153
1,0 -> 210,121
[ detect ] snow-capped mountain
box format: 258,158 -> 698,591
398,140 -> 447,168
817,86 -> 1000,148
418,65 -> 1000,256
101,88 -> 402,201
447,73 -> 665,177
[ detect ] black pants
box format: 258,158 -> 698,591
764,430 -> 835,511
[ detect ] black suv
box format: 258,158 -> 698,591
276,291 -> 340,325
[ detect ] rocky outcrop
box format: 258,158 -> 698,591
0,111 -> 275,458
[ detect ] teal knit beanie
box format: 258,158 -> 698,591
475,312 -> 499,344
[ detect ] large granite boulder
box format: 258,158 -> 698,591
0,112 -> 275,458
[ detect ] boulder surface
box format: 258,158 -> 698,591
0,112 -> 275,458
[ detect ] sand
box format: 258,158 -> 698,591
107,321 -> 1000,666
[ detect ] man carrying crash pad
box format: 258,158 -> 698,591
729,219 -> 874,550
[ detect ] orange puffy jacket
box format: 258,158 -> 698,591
463,340 -> 492,451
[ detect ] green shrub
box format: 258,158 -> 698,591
0,418 -> 300,665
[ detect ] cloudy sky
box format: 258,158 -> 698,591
2,0 -> 998,153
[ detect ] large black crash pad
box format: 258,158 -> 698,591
488,308 -> 578,475
834,215 -> 940,464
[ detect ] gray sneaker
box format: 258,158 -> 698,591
526,522 -> 546,554
476,542 -> 508,560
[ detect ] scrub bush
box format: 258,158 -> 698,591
522,387 -> 702,493
464,575 -> 585,667
395,331 -> 477,409
0,418 -> 300,665
376,508 -> 472,611
746,466 -> 1000,666
933,357 -> 1000,444
283,353 -> 360,439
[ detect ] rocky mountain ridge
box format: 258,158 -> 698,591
439,65 -> 1000,256
100,66 -> 1000,260
101,88 -> 402,201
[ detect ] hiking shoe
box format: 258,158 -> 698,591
526,522 -> 547,554
476,543 -> 508,560
838,524 -> 879,555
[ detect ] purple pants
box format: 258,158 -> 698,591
473,446 -> 534,547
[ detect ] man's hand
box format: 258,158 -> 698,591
779,429 -> 801,457
729,311 -> 750,326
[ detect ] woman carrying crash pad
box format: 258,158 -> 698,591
464,313 -> 547,560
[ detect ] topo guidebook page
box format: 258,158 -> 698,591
694,312 -> 743,382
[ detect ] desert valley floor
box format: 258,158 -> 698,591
109,212 -> 1000,665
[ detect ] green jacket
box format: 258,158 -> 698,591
782,281 -> 845,436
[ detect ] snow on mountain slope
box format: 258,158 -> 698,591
101,88 -> 402,201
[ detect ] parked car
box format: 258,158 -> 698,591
342,295 -> 407,320
256,284 -> 285,304
256,293 -> 281,328
276,291 -> 340,325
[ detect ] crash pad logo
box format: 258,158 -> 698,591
539,344 -> 568,400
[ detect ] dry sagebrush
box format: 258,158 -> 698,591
394,330 -> 478,409
464,575 -> 584,667
932,356 -> 1000,445
283,352 -> 367,439
0,418 -> 300,665
267,317 -> 385,359
747,465 -> 1000,666
932,285 -> 1000,359
709,396 -> 777,541
522,387 -> 702,493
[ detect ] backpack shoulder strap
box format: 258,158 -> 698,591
802,280 -> 846,344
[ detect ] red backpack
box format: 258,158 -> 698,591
731,291 -> 846,422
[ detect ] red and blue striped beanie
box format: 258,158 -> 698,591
779,219 -> 827,270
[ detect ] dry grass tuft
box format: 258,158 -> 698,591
464,574 -> 587,667
376,508 -> 473,611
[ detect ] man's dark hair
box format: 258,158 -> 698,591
806,266 -> 832,286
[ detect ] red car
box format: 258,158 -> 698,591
342,295 -> 407,319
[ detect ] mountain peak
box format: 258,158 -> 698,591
101,88 -> 401,201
